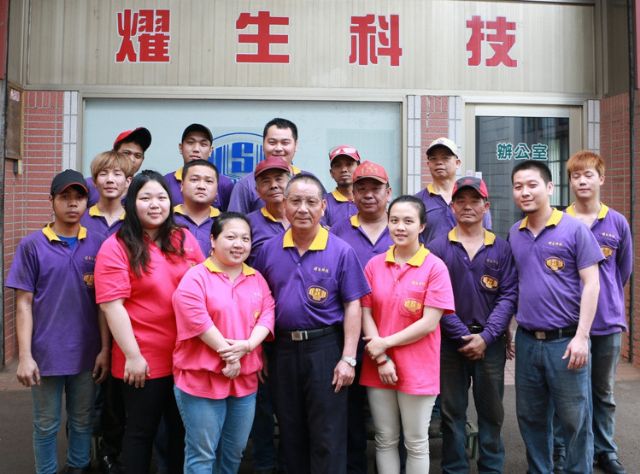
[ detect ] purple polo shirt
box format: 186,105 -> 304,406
566,204 -> 633,335
330,214 -> 393,269
246,207 -> 287,265
508,209 -> 604,331
173,204 -> 220,256
80,205 -> 124,238
253,227 -> 371,331
6,224 -> 102,376
428,229 -> 518,345
86,177 -> 99,207
322,190 -> 358,228
416,184 -> 492,244
164,167 -> 235,211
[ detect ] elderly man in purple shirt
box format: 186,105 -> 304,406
428,177 -> 517,474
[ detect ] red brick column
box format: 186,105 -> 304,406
420,96 -> 449,188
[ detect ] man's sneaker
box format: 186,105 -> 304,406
597,452 -> 627,474
100,455 -> 122,474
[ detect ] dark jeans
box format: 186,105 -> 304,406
99,375 -> 125,459
269,331 -> 348,474
347,355 -> 368,474
120,376 -> 184,474
251,381 -> 277,471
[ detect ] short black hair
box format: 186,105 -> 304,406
182,159 -> 219,181
210,211 -> 252,240
511,161 -> 552,184
263,118 -> 298,141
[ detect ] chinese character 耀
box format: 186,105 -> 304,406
236,11 -> 290,64
349,14 -> 402,66
466,15 -> 517,67
115,9 -> 170,63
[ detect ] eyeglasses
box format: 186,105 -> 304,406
119,149 -> 144,160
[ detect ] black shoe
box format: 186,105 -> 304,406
100,455 -> 122,474
597,453 -> 627,474
59,466 -> 90,474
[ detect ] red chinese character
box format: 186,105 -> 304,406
139,33 -> 170,62
236,11 -> 290,63
138,9 -> 155,33
465,15 -> 484,67
465,15 -> 517,68
349,14 -> 402,67
115,9 -> 139,62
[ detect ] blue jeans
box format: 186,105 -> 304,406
591,333 -> 621,457
515,328 -> 593,474
31,371 -> 96,474
174,386 -> 256,474
441,337 -> 506,474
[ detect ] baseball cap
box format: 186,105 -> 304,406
452,176 -> 489,199
352,161 -> 389,184
113,127 -> 152,151
329,145 -> 361,163
254,157 -> 291,178
181,123 -> 213,143
50,169 -> 88,196
426,137 -> 459,157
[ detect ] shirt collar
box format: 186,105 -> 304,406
88,204 -> 125,220
331,189 -> 351,202
565,202 -> 609,220
291,164 -> 301,175
350,214 -> 361,228
203,257 -> 255,276
282,226 -> 329,250
174,167 -> 183,182
519,208 -> 564,230
385,244 -> 430,267
427,183 -> 436,195
261,207 -> 278,222
42,223 -> 87,242
447,228 -> 496,246
174,204 -> 220,218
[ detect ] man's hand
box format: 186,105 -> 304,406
458,334 -> 487,360
332,360 -> 355,393
17,356 -> 40,387
562,334 -> 589,369
93,349 -> 111,384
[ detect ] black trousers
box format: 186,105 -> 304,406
98,374 -> 125,459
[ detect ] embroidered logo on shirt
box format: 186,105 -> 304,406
601,246 -> 613,259
403,299 -> 422,313
484,258 -> 500,270
83,273 -> 95,288
411,280 -> 426,287
84,255 -> 96,262
308,286 -> 328,302
313,266 -> 330,274
545,257 -> 565,272
547,241 -> 564,247
480,275 -> 499,290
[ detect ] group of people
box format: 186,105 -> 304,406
7,116 -> 632,474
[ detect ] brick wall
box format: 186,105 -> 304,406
600,91 -> 640,366
420,96 -> 449,188
3,90 -> 64,363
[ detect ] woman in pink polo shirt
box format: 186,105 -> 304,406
360,195 -> 455,474
95,170 -> 205,474
172,212 -> 275,474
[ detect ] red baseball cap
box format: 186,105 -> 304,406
329,145 -> 361,163
352,160 -> 389,184
254,157 -> 291,178
452,176 -> 489,199
113,127 -> 152,151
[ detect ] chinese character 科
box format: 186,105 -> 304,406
496,143 -> 513,161
349,14 -> 402,67
513,143 -> 531,160
236,11 -> 290,63
115,9 -> 170,63
466,15 -> 517,67
531,143 -> 549,161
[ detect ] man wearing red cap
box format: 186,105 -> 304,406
322,145 -> 361,227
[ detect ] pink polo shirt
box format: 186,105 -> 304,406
95,229 -> 205,380
359,245 -> 455,396
172,258 -> 275,399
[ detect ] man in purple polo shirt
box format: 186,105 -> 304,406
322,145 -> 361,227
172,159 -> 220,256
330,160 -> 392,474
509,160 -> 603,474
164,123 -> 235,211
87,127 -> 151,206
81,150 -> 133,238
7,169 -> 110,474
253,174 -> 371,474
562,151 -> 632,474
428,176 -> 517,474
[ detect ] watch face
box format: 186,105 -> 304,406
343,356 -> 356,367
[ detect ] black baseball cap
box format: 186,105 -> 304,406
181,123 -> 213,143
50,169 -> 88,196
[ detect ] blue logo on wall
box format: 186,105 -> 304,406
211,132 -> 264,181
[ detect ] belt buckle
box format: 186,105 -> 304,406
534,330 -> 547,340
291,330 -> 306,341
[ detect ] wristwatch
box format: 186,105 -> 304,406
341,356 -> 357,367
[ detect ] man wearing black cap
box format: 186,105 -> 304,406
6,170 -> 110,474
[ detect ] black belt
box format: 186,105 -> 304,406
521,326 -> 577,341
277,325 -> 339,342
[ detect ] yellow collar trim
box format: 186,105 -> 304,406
174,204 -> 220,218
331,189 -> 351,202
566,203 -> 609,220
89,204 -> 125,220
519,208 -> 564,230
42,223 -> 87,242
447,228 -> 496,246
261,207 -> 278,222
283,226 -> 329,250
427,183 -> 436,194
203,257 -> 255,276
350,214 -> 360,227
174,167 -> 183,182
385,244 -> 430,266
291,165 -> 301,175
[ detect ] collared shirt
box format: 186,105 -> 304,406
173,258 -> 275,399
509,208 -> 604,331
173,204 -> 220,256
80,204 -> 125,238
415,183 -> 492,244
6,224 -> 103,376
322,189 -> 358,228
246,207 -> 287,265
330,214 -> 393,269
428,228 -> 518,345
359,245 -> 455,395
253,227 -> 370,331
164,167 -> 235,211
95,229 -> 205,379
566,203 -> 633,335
